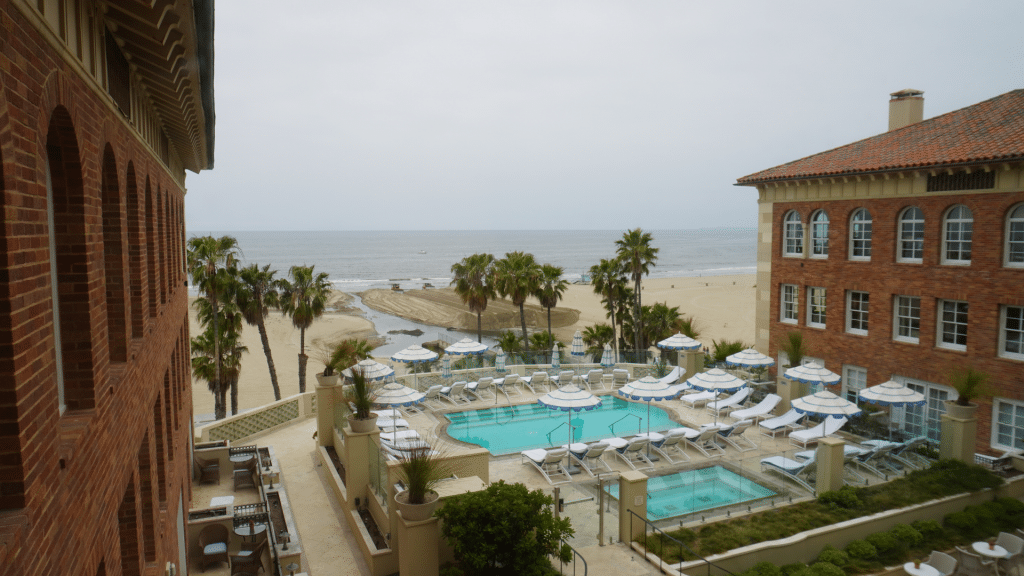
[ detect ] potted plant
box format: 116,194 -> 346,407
312,338 -> 341,387
945,365 -> 993,419
393,445 -> 451,522
344,367 -> 378,433
779,331 -> 807,369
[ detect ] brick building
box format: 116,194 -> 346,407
737,89 -> 1024,454
0,1 -> 213,574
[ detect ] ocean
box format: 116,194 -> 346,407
188,229 -> 757,354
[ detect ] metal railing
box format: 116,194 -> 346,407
558,537 -> 587,576
628,509 -> 738,576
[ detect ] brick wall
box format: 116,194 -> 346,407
0,4 -> 195,575
767,191 -> 1024,454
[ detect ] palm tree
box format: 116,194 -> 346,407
535,264 -> 568,339
493,251 -> 541,352
186,235 -> 240,402
279,265 -> 333,393
582,323 -> 614,357
193,297 -> 245,416
674,315 -> 702,340
615,229 -> 659,353
236,263 -> 283,400
589,258 -> 627,359
645,302 -> 681,347
190,329 -> 224,418
450,253 -> 496,343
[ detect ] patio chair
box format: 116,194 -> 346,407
759,408 -> 804,437
586,370 -> 606,391
685,428 -> 725,458
716,419 -> 757,452
650,430 -> 690,464
997,532 -> 1024,576
679,390 -> 718,409
528,371 -> 550,393
230,538 -> 269,575
195,455 -> 220,485
376,417 -> 409,430
790,417 -> 848,448
707,387 -> 751,417
494,375 -> 521,397
440,381 -> 469,405
233,459 -> 259,492
612,369 -> 629,388
953,547 -> 988,576
603,437 -> 655,471
380,429 -> 421,444
657,366 -> 683,386
198,523 -> 230,572
521,447 -> 571,484
422,385 -> 444,409
466,377 -> 494,400
889,436 -> 933,470
844,443 -> 898,479
760,456 -> 818,493
558,371 -> 574,387
568,442 -> 612,477
381,439 -> 438,460
730,394 -> 781,423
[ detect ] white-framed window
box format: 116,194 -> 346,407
942,204 -> 973,264
898,206 -> 924,263
1006,203 -> 1024,268
846,291 -> 869,335
843,365 -> 867,403
893,295 -> 921,344
849,208 -> 872,260
810,210 -> 829,258
937,299 -> 968,351
1000,305 -> 1024,361
993,398 -> 1024,451
784,211 -> 804,257
781,284 -> 799,324
894,376 -> 951,443
807,287 -> 826,328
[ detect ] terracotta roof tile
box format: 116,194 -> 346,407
737,89 -> 1024,185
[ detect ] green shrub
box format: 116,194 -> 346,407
818,486 -> 862,510
911,519 -> 944,539
809,562 -> 846,576
747,561 -> 784,576
781,564 -> 811,576
890,524 -> 924,547
944,510 -> 978,538
845,539 -> 877,560
816,545 -> 850,567
965,504 -> 999,536
997,497 -> 1024,527
866,532 -> 899,554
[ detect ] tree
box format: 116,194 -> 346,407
236,263 -> 283,400
590,258 -> 627,359
186,235 -> 240,404
450,253 -> 497,343
674,315 -> 702,340
279,265 -> 332,393
436,480 -> 573,576
529,331 -> 559,353
497,330 -> 523,363
615,228 -> 659,353
582,323 -> 615,357
493,251 -> 541,353
535,264 -> 568,339
645,302 -> 681,347
193,297 -> 245,416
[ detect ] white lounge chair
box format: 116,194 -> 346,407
495,374 -> 521,397
376,417 -> 409,430
760,456 -> 818,493
657,366 -> 684,386
758,408 -> 804,437
731,394 -> 781,423
528,371 -> 550,393
650,431 -> 690,464
521,448 -> 571,484
604,437 -> 655,471
466,376 -> 494,400
716,419 -> 757,452
679,390 -> 718,409
558,371 -> 574,387
612,369 -> 629,389
568,442 -> 612,477
686,428 -> 725,458
707,387 -> 751,417
421,385 -> 444,409
380,429 -> 422,445
585,370 -> 606,391
790,417 -> 847,448
440,381 -> 469,405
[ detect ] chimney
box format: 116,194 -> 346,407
888,89 -> 924,131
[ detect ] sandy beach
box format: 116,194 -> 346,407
189,274 -> 755,419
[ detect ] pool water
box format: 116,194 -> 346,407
606,466 -> 776,520
445,397 -> 678,455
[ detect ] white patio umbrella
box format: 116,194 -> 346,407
570,330 -> 585,374
440,355 -> 452,380
618,375 -> 682,453
551,343 -> 560,370
724,348 -> 776,370
343,359 -> 394,382
685,368 -> 747,424
656,333 -> 703,350
495,346 -> 506,374
859,380 -> 926,439
784,362 -> 841,393
600,343 -> 615,368
792,390 -> 863,419
537,384 -> 602,448
374,382 -> 426,443
445,338 -> 488,369
391,345 -> 439,390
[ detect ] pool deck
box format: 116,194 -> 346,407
194,383 -> 895,575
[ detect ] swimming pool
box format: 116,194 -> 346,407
445,397 -> 678,455
605,466 -> 776,520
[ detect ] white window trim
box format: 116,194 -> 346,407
893,295 -> 921,344
807,286 -> 826,329
849,208 -> 872,262
846,291 -> 869,336
941,205 -> 973,266
842,365 -> 868,404
999,305 -> 1024,361
780,284 -> 798,325
893,375 -> 953,443
937,299 -> 968,352
784,212 -> 804,258
1005,203 -> 1024,269
810,210 -> 829,259
897,206 -> 924,264
992,397 -> 1024,452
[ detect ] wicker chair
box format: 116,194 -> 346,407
198,524 -> 230,572
233,459 -> 258,492
194,455 -> 220,485
230,538 -> 268,574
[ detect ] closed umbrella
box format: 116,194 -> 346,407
600,343 -> 614,368
391,345 -> 439,390
440,355 -> 452,380
551,343 -> 560,370
618,375 -> 682,455
495,347 -> 506,374
792,390 -> 863,419
537,384 -> 602,448
570,331 -> 585,374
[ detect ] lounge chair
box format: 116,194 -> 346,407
953,547 -> 986,576
194,455 -> 220,485
612,369 -> 629,389
422,385 -> 444,409
230,538 -> 269,575
376,417 -> 409,430
716,419 -> 757,452
657,366 -> 683,386
466,377 -> 494,400
494,375 -> 520,397
558,371 -> 574,387
568,442 -> 612,477
790,417 -> 847,448
381,440 -> 438,460
848,443 -> 902,478
731,394 -> 781,423
686,428 -> 725,458
650,430 -> 690,464
707,387 -> 752,417
199,524 -> 230,572
440,381 -> 469,405
380,429 -> 421,444
760,456 -> 818,493
603,437 -> 655,471
679,390 -> 718,409
888,436 -> 933,470
586,370 -> 606,391
758,408 -> 804,437
521,447 -> 571,484
527,371 -> 550,393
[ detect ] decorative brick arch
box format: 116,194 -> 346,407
145,177 -> 158,318
101,144 -> 128,363
125,161 -> 146,337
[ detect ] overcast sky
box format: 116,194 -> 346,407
184,0 -> 1024,232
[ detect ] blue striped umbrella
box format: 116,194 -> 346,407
551,344 -> 560,369
538,384 -> 602,446
495,347 -> 506,374
656,333 -> 703,351
686,368 -> 746,393
600,343 -> 614,368
391,345 -> 439,390
784,362 -> 841,393
792,390 -> 862,419
570,331 -> 585,357
618,375 -> 681,448
858,380 -> 925,407
441,355 -> 452,379
724,348 -> 776,369
344,359 -> 394,382
374,382 -> 426,408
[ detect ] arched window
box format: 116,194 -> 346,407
898,206 -> 924,263
125,162 -> 145,337
783,211 -> 803,257
849,208 -> 872,260
942,204 -> 973,264
810,210 -> 829,257
101,145 -> 127,363
1006,204 -> 1024,268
